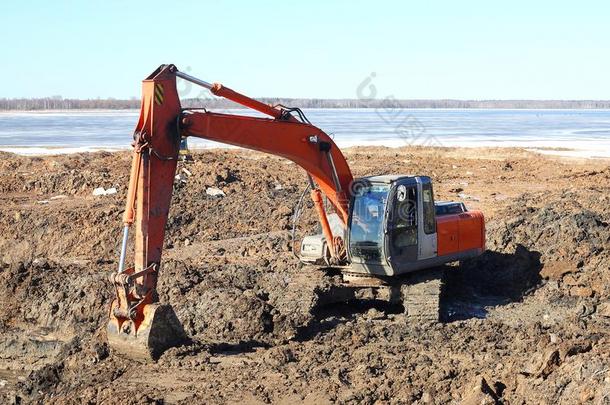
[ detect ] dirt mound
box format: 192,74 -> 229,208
157,259 -> 323,345
462,190 -> 610,301
0,260 -> 111,334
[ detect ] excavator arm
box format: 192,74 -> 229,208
107,64 -> 353,360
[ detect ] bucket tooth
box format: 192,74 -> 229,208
107,302 -> 187,362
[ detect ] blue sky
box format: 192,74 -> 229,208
1,0 -> 609,99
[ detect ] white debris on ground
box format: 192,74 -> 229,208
50,195 -> 68,200
206,187 -> 225,197
175,168 -> 192,184
457,192 -> 481,202
92,187 -> 117,196
92,187 -> 105,196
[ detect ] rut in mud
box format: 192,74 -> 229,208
0,147 -> 609,404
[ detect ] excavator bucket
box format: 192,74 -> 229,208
107,300 -> 187,362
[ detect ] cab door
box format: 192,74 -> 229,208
386,184 -> 418,263
417,178 -> 438,260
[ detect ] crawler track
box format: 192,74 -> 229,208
401,269 -> 445,324
317,268 -> 446,324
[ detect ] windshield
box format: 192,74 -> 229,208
349,183 -> 390,263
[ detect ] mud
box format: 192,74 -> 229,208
0,147 -> 609,404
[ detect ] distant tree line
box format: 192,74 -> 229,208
0,97 -> 140,110
2,96 -> 610,110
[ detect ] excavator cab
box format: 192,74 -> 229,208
302,174 -> 484,276
347,175 -> 439,276
300,175 -> 439,273
343,174 -> 485,277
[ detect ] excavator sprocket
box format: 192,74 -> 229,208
107,302 -> 187,362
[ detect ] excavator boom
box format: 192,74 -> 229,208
107,64 -> 353,360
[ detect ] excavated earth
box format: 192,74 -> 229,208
0,146 -> 609,404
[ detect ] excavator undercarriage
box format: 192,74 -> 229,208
319,268 -> 446,324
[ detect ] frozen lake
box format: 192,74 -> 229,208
1,108 -> 610,158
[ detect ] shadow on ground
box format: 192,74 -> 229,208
443,244 -> 543,321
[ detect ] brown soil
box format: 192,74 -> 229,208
0,146 -> 609,404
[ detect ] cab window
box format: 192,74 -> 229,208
349,184 -> 390,263
422,183 -> 436,234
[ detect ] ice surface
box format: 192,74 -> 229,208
1,109 -> 609,158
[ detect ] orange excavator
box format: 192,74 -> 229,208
107,64 -> 485,361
